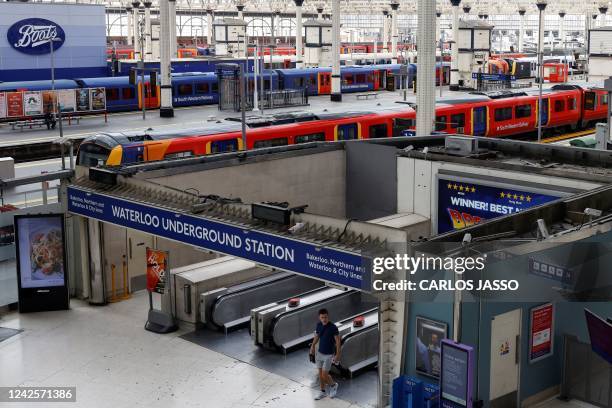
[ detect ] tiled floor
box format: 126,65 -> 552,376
0,291 -> 367,408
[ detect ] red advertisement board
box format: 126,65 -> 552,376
146,248 -> 168,294
6,92 -> 24,117
529,303 -> 554,362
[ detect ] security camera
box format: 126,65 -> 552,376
288,222 -> 305,234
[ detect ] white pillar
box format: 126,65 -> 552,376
207,9 -> 214,46
132,1 -> 140,52
600,6 -> 608,28
169,0 -> 177,58
449,0 -> 461,91
317,7 -> 323,20
518,9 -> 526,53
295,0 -> 304,68
237,4 -> 244,20
126,6 -> 133,46
416,0 -> 436,134
390,2 -> 399,64
382,10 -> 389,51
331,0 -> 341,102
159,0 -> 174,117
143,1 -> 152,60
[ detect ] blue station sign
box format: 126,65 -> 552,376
437,177 -> 562,234
67,186 -> 369,290
7,18 -> 66,55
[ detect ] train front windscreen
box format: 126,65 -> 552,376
77,134 -> 119,167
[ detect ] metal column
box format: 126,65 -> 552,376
518,8 -> 526,53
390,2 -> 399,64
382,10 -> 389,52
143,1 -> 152,61
317,6 -> 323,20
159,0 -> 174,118
132,1 -> 141,56
126,6 -> 133,45
416,0 -> 436,135
449,0 -> 461,91
331,0 -> 341,102
559,11 -> 566,58
537,1 -> 547,142
169,0 -> 177,58
295,0 -> 304,68
237,4 -> 244,20
207,9 -> 214,46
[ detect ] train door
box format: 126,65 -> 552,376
318,72 -> 331,95
138,82 -> 159,109
472,106 -> 487,136
386,71 -> 395,91
540,98 -> 549,127
335,123 -> 360,140
373,71 -> 380,91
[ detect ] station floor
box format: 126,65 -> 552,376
0,290 -> 600,408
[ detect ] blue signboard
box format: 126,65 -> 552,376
437,177 -> 561,234
7,18 -> 66,55
67,187 -> 369,290
471,73 -> 516,81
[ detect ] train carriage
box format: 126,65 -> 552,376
75,76 -> 159,112
0,79 -> 78,92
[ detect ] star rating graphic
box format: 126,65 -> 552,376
500,191 -> 532,202
447,183 -> 476,193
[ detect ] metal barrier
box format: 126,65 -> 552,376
259,89 -> 308,110
560,334 -> 611,407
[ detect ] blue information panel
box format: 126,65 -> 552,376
437,177 -> 561,234
440,340 -> 474,408
67,187 -> 369,290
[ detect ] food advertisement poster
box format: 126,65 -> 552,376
0,93 -> 7,119
415,317 -> 448,379
529,303 -> 554,362
23,91 -> 43,116
57,89 -> 76,113
90,87 -> 106,111
7,92 -> 24,117
16,215 -> 65,289
76,88 -> 90,111
146,248 -> 168,294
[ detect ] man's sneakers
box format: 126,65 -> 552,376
329,383 -> 339,398
314,390 -> 327,400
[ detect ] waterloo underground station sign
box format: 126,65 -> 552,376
7,18 -> 66,55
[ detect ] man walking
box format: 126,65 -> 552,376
310,308 -> 341,400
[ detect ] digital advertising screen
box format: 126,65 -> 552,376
440,340 -> 474,408
15,215 -> 66,289
437,176 -> 565,234
529,303 -> 554,362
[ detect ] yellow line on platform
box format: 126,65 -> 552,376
540,128 -> 595,144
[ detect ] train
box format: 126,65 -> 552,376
76,84 -> 609,167
0,63 -> 450,113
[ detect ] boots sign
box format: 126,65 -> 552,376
7,18 -> 66,55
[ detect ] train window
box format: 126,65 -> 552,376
450,114 -> 465,129
435,116 -> 447,131
393,118 -> 415,129
253,137 -> 289,148
149,85 -> 157,97
515,104 -> 532,118
554,100 -> 565,112
344,74 -> 354,85
295,133 -> 325,143
356,74 -> 366,83
601,94 -> 609,106
106,88 -> 120,101
212,83 -> 219,92
494,107 -> 513,121
178,84 -> 193,96
337,123 -> 358,140
369,124 -> 388,138
122,87 -> 135,99
77,143 -> 111,167
568,98 -> 577,110
584,92 -> 596,110
195,83 -> 209,94
165,151 -> 193,159
210,139 -> 239,153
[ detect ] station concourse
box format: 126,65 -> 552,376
0,1 -> 611,408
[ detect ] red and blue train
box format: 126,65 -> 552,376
0,63 -> 448,113
76,84 -> 609,167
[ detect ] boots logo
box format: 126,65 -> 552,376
7,18 -> 66,55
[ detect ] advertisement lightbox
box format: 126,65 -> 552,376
14,214 -> 69,312
440,340 -> 474,408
